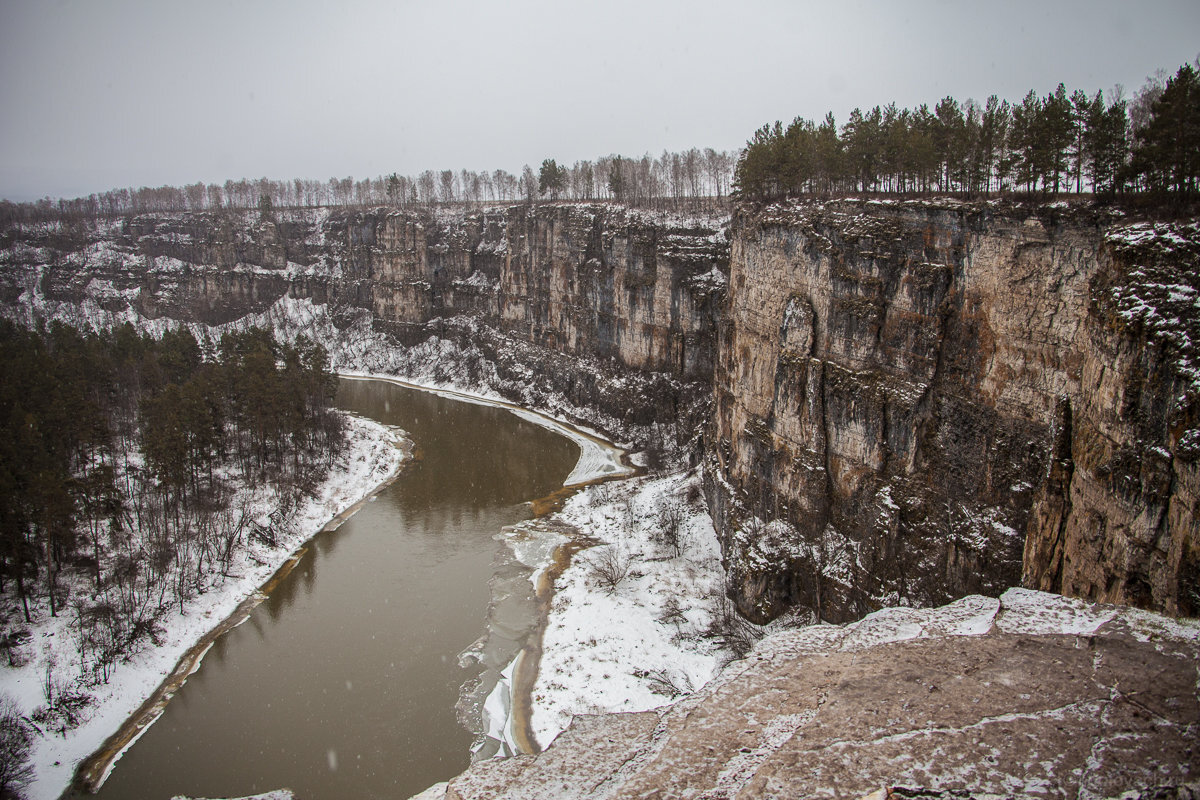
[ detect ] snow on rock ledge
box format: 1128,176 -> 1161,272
424,589 -> 1200,800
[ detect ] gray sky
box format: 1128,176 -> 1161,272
1,0 -> 1197,202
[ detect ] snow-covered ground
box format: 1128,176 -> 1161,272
2,417 -> 408,800
528,469 -> 737,749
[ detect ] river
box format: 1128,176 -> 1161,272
76,377 -> 581,800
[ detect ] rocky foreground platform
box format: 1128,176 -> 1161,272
418,589 -> 1198,800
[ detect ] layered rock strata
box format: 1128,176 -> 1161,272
422,589 -> 1200,800
710,200 -> 1200,622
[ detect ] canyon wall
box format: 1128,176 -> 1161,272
3,199 -> 1197,622
0,203 -> 729,442
709,199 -> 1200,622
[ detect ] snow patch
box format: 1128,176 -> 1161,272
996,588 -> 1118,636
530,471 -> 730,749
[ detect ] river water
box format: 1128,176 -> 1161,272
79,377 -> 580,800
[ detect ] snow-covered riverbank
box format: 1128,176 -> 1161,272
2,416 -> 408,800
529,469 -> 735,748
436,466 -> 737,789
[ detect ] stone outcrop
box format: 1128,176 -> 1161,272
709,200 -> 1200,623
423,589 -> 1200,800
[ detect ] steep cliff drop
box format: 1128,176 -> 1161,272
709,199 -> 1200,623
4,198 -> 1199,799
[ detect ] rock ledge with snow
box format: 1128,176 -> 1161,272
425,589 -> 1199,800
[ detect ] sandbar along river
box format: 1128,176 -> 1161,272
77,376 -> 580,800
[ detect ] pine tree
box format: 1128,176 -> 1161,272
538,159 -> 567,200
1131,63 -> 1200,196
1010,91 -> 1041,191
608,156 -> 627,203
1085,91 -> 1128,195
1040,84 -> 1076,193
1070,89 -> 1093,192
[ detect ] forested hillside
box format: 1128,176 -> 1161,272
0,322 -> 342,673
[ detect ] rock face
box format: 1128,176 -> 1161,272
709,200 -> 1200,623
0,204 -> 729,440
2,199 -> 1198,623
427,589 -> 1200,800
1023,221 -> 1200,619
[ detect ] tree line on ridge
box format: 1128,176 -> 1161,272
1,148 -> 740,226
733,62 -> 1200,201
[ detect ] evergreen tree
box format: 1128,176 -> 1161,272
608,156 -> 627,203
1009,91 -> 1041,191
1039,84 -> 1075,193
1085,91 -> 1129,195
933,97 -> 964,191
1070,88 -> 1093,192
538,159 -> 567,200
1130,63 -> 1200,196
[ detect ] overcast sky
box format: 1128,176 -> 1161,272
1,0 -> 1197,202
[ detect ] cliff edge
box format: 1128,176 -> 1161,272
424,588 -> 1199,800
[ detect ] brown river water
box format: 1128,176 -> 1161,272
73,377 -> 579,800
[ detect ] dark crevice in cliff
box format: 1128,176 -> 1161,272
816,360 -> 836,623
1024,397 -> 1075,597
910,251 -> 957,480
1047,397 -> 1075,593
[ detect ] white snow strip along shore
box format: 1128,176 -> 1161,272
5,417 -> 409,800
339,373 -> 633,486
529,469 -> 733,750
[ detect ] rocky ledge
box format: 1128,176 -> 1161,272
420,589 -> 1198,800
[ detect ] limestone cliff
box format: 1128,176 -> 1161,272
0,204 -> 729,444
1024,220 -> 1200,616
710,200 -> 1200,623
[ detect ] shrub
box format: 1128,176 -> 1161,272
589,545 -> 631,594
657,502 -> 686,557
0,696 -> 33,800
703,588 -> 764,662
